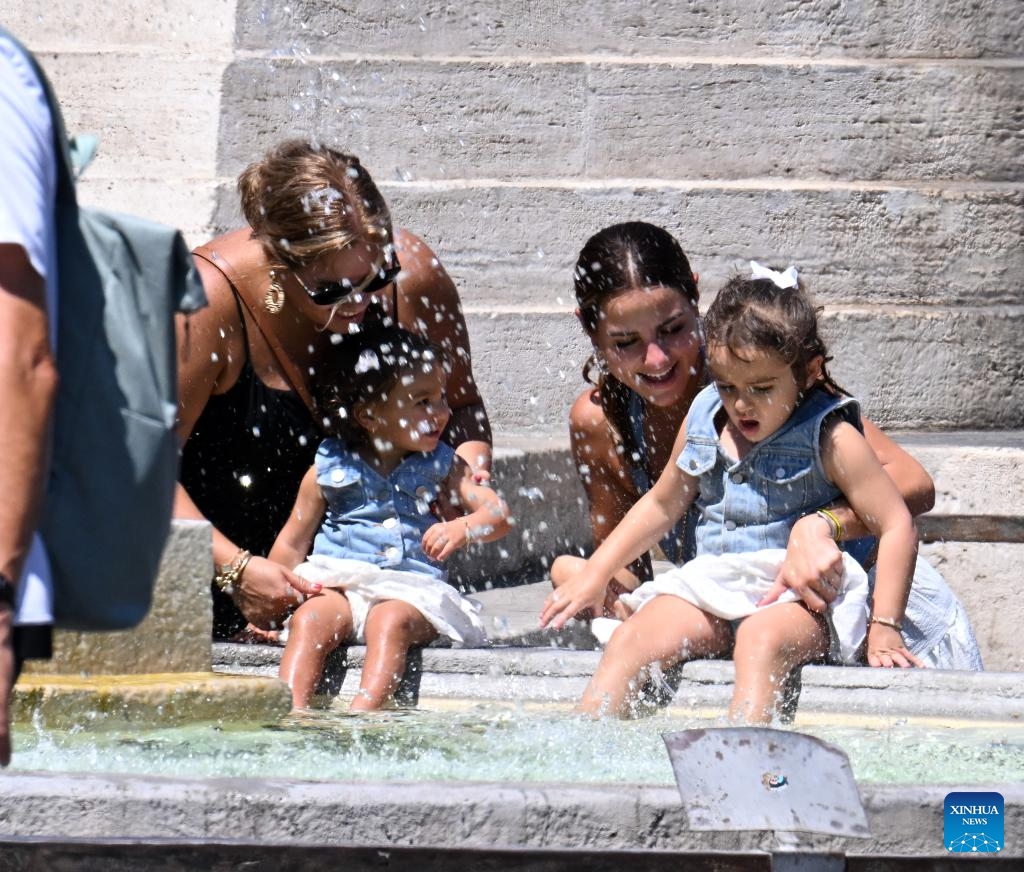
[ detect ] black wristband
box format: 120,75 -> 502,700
0,572 -> 15,609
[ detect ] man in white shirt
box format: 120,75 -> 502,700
0,32 -> 60,768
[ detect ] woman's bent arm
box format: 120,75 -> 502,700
394,229 -> 492,475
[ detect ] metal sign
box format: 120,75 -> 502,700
662,727 -> 870,837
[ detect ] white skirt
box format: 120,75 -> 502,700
290,555 -> 488,648
618,549 -> 870,664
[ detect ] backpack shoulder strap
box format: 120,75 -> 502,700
192,242 -> 317,416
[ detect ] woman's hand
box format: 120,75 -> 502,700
758,513 -> 845,613
540,568 -> 609,630
421,520 -> 469,561
232,556 -> 322,630
867,623 -> 924,668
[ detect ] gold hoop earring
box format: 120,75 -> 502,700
264,272 -> 285,314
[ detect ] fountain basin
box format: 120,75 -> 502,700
5,646 -> 1022,859
1,768 -> 1020,860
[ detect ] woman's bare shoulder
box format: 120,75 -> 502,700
393,228 -> 459,305
568,387 -> 608,436
568,387 -> 624,466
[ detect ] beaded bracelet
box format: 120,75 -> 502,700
869,615 -> 903,632
214,548 -> 252,592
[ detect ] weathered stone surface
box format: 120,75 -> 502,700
1,772 -> 1021,855
8,0 -> 235,51
923,541 -> 1024,672
384,184 -> 1024,308
235,0 -> 1024,59
76,177 -> 218,249
37,53 -> 223,180
217,59 -> 589,179
450,437 -> 590,584
587,63 -> 1024,182
24,521 -> 214,676
212,180 -> 1024,310
897,432 -> 1024,517
455,307 -> 1024,432
216,58 -> 1022,183
12,672 -> 291,728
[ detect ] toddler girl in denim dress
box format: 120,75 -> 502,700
269,326 -> 510,711
543,264 -> 920,723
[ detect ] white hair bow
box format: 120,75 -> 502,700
750,260 -> 799,289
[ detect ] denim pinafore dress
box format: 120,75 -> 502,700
312,438 -> 456,580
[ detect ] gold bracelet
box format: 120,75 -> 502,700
463,518 -> 475,544
214,548 -> 252,592
815,508 -> 844,543
870,615 -> 903,632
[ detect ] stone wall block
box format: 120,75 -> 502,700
922,541 -> 1024,672
217,60 -> 323,174
39,53 -> 224,179
587,63 -> 1024,182
234,0 -> 1024,59
461,308 -> 1024,432
218,59 -> 589,180
218,58 -> 1022,184
379,185 -> 1024,307
76,179 -> 219,250
26,521 -> 214,677
10,1 -> 235,52
825,307 -> 1024,430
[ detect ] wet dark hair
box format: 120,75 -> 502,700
316,326 -> 449,443
704,272 -> 843,393
573,222 -> 700,469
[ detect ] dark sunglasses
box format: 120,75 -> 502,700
302,251 -> 402,306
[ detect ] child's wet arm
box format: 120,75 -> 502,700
585,418 -> 698,582
458,478 -> 512,544
823,423 -> 917,620
819,418 -> 935,539
267,465 -> 325,569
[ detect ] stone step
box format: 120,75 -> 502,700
213,640 -> 1024,722
219,57 -> 1021,184
235,0 -> 1022,60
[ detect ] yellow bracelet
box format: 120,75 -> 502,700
214,548 -> 252,592
815,508 -> 844,543
870,615 -> 903,632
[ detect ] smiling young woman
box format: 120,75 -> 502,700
175,140 -> 492,639
548,222 -> 983,670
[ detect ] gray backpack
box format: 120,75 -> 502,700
4,30 -> 207,629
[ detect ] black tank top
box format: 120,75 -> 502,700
180,294 -> 319,637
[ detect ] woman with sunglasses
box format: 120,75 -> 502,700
175,140 -> 492,640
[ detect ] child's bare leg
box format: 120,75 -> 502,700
278,589 -> 354,710
730,603 -> 829,725
351,600 -> 438,712
550,554 -> 639,619
578,595 -> 731,718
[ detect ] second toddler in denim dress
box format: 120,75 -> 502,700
543,263 -> 921,723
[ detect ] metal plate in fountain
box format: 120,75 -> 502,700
663,727 -> 870,837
